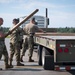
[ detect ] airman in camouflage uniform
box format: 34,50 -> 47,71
20,35 -> 28,62
9,18 -> 24,66
20,18 -> 44,62
0,18 -> 13,69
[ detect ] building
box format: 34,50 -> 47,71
20,15 -> 49,28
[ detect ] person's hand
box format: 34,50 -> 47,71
0,32 -> 4,37
43,31 -> 46,33
8,31 -> 12,34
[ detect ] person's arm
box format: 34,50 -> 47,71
0,32 -> 5,38
38,28 -> 44,32
38,28 -> 46,33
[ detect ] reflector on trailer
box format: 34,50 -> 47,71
66,66 -> 71,70
55,67 -> 60,70
64,48 -> 69,53
58,48 -> 63,53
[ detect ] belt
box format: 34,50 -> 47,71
27,33 -> 34,36
30,33 -> 34,35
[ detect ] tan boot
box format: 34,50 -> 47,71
0,68 -> 2,70
9,61 -> 13,68
28,57 -> 34,62
17,62 -> 24,66
5,64 -> 13,69
20,56 -> 23,62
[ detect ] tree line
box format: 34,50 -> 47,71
57,27 -> 75,33
2,27 -> 75,33
2,27 -> 9,33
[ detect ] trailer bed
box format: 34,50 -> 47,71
38,35 -> 75,40
34,33 -> 75,62
34,33 -> 75,70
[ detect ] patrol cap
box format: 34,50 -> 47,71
13,18 -> 19,23
31,17 -> 35,22
13,18 -> 19,22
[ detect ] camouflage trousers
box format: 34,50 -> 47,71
10,42 -> 20,62
21,35 -> 34,57
0,41 -> 9,65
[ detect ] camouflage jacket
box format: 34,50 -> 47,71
0,26 -> 6,48
10,27 -> 24,44
0,26 -> 5,41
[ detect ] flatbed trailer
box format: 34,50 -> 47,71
34,33 -> 75,70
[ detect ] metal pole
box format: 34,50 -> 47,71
45,8 -> 48,32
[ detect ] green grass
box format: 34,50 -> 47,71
6,35 -> 10,38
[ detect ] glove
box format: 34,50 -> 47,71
43,31 -> 46,33
8,31 -> 12,34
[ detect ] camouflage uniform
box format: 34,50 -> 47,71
19,28 -> 24,49
21,22 -> 39,61
21,35 -> 28,56
0,26 -> 9,67
10,27 -> 24,65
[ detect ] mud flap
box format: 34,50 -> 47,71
43,55 -> 54,70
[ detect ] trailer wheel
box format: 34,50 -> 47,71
42,47 -> 54,70
37,45 -> 43,65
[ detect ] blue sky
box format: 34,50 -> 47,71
0,0 -> 75,28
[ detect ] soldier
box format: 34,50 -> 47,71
9,18 -> 24,66
20,35 -> 28,62
20,18 -> 44,62
0,17 -> 13,69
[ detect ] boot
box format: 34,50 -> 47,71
5,64 -> 13,69
20,56 -> 23,62
17,62 -> 24,66
28,57 -> 34,62
0,68 -> 2,70
5,59 -> 13,69
9,60 -> 13,68
9,54 -> 14,68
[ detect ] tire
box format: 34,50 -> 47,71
37,45 -> 43,65
42,47 -> 54,70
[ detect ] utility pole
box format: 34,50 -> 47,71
46,8 -> 48,28
45,8 -> 49,32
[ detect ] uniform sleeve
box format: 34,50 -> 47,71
0,27 -> 5,34
0,27 -> 5,40
19,27 -> 26,35
23,28 -> 26,35
34,26 -> 39,32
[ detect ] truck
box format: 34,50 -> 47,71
34,33 -> 75,70
20,9 -> 75,70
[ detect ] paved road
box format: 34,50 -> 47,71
0,38 -> 75,75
